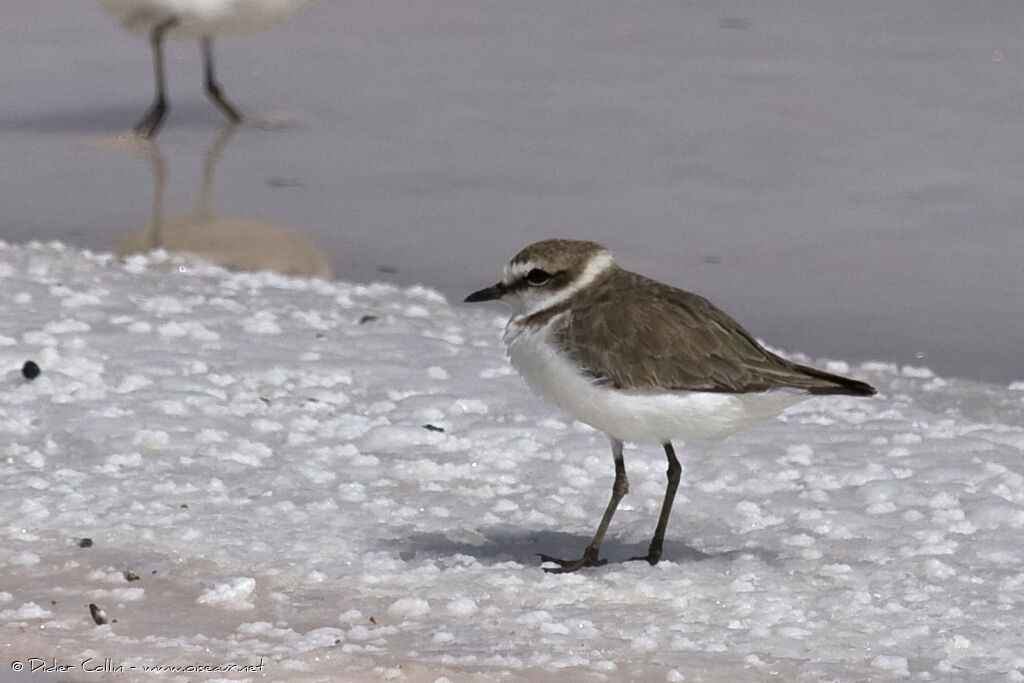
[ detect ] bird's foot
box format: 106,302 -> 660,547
134,122 -> 160,139
133,104 -> 166,139
628,549 -> 662,566
538,551 -> 606,574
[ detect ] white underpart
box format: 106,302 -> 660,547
504,312 -> 807,444
96,0 -> 311,38
503,250 -> 615,319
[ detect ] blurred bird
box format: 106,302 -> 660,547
97,0 -> 314,137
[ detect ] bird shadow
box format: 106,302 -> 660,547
397,528 -> 780,570
0,103 -> 303,137
0,103 -> 224,136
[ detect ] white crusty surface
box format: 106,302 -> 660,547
1,240 -> 1022,681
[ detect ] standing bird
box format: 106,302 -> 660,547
96,0 -> 314,137
465,239 -> 876,573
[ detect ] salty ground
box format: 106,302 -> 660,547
2,241 -> 1023,682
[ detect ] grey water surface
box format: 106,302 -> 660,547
1,1 -> 1021,383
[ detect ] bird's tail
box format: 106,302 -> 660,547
791,363 -> 877,396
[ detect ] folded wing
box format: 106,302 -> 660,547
555,271 -> 876,396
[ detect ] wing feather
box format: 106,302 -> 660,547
553,270 -> 864,394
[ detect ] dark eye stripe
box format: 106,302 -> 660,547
507,270 -> 571,292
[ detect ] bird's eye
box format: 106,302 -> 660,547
526,269 -> 551,286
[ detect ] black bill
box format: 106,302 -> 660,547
464,282 -> 507,303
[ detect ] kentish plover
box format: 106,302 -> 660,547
466,239 -> 876,573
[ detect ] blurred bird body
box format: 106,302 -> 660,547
97,0 -> 311,38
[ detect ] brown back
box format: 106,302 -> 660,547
548,267 -> 876,396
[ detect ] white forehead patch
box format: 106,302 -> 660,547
503,260 -> 531,284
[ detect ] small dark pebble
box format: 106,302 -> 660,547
78,538 -> 93,548
123,570 -> 140,582
21,361 -> 40,380
422,424 -> 445,433
89,603 -> 108,625
358,315 -> 379,325
265,177 -> 304,188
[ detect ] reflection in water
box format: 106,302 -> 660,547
114,124 -> 332,279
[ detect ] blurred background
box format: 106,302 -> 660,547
0,0 -> 1021,383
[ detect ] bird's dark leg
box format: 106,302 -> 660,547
632,442 -> 682,565
540,438 -> 628,573
201,37 -> 243,124
135,17 -> 179,138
